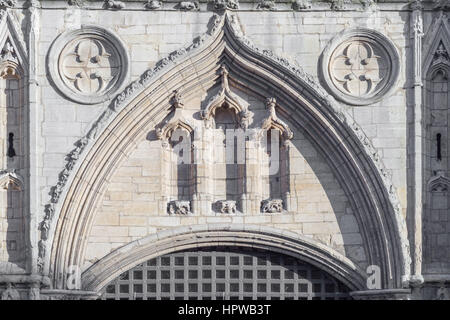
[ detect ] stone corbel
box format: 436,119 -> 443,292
104,0 -> 125,10
261,199 -> 283,213
201,65 -> 251,129
144,0 -> 162,10
167,200 -> 192,215
216,200 -> 237,214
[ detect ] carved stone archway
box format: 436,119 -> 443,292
43,12 -> 410,291
82,224 -> 367,293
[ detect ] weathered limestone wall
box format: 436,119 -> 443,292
36,7 -> 409,217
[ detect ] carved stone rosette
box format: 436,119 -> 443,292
48,26 -> 129,105
320,28 -> 400,105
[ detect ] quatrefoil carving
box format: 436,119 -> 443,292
321,29 -> 399,106
331,41 -> 387,97
49,26 -> 129,104
62,38 -> 119,95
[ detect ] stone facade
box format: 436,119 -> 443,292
0,0 -> 447,300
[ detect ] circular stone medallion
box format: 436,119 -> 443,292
48,26 -> 129,105
321,29 -> 399,106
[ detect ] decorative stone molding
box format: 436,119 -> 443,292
0,283 -> 20,300
104,0 -> 125,10
261,199 -> 283,213
428,174 -> 450,192
0,40 -> 17,64
167,201 -> 191,215
436,285 -> 450,300
216,200 -> 237,214
201,65 -> 250,129
320,28 -> 400,105
214,0 -> 239,10
432,41 -> 450,67
0,0 -> 16,9
256,0 -> 277,10
82,224 -> 367,292
156,90 -> 194,147
68,0 -> 84,7
350,289 -> 411,300
292,0 -> 312,10
43,13 -> 410,289
144,0 -> 162,10
328,0 -> 350,10
0,169 -> 23,190
260,97 -> 293,141
177,1 -> 199,10
47,26 -> 129,105
434,0 -> 450,10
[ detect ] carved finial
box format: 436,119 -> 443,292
266,97 -> 277,110
433,41 -> 450,66
0,41 -> 17,64
171,90 -> 184,109
220,65 -> 229,90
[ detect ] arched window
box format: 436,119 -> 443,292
423,39 -> 450,274
157,91 -> 195,215
260,98 -> 293,213
0,42 -> 26,272
99,246 -> 351,300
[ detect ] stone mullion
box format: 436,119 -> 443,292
193,128 -> 213,214
281,140 -> 292,212
159,143 -> 171,214
244,134 -> 263,214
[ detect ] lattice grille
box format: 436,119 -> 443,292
100,246 -> 351,300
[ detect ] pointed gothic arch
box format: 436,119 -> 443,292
44,13 -> 410,291
422,12 -> 450,275
0,9 -> 29,274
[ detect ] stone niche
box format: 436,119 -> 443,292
0,39 -> 26,274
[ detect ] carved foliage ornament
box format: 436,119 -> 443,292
49,26 -> 129,104
322,29 -> 399,105
214,0 -> 239,10
168,201 -> 191,215
261,199 -> 283,213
